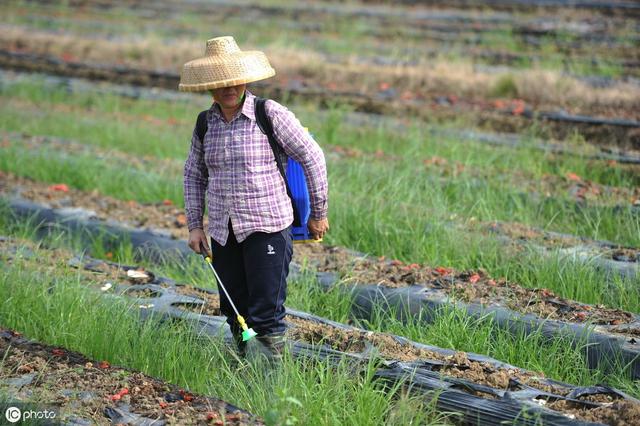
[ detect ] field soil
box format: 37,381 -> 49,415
485,221 -> 640,259
285,317 -> 640,425
3,236 -> 640,424
294,243 -> 638,328
2,172 -> 637,334
0,328 -> 259,425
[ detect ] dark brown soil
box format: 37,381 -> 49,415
286,315 -> 640,422
286,316 -> 555,392
486,221 -> 584,248
610,248 -> 638,263
547,400 -> 640,426
174,286 -> 221,316
285,316 -> 367,353
293,243 -> 438,286
487,221 -> 640,263
0,328 -> 260,425
294,244 -> 636,327
124,287 -> 162,299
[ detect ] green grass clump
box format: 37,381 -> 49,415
0,142 -> 182,205
1,214 -> 637,403
489,74 -> 519,98
1,78 -> 638,311
0,255 -> 448,425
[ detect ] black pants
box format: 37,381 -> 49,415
211,221 -> 293,336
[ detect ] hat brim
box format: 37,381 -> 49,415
178,50 -> 275,92
178,69 -> 275,92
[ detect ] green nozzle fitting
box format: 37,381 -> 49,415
242,328 -> 258,341
237,315 -> 257,341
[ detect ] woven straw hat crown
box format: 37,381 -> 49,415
179,36 -> 275,92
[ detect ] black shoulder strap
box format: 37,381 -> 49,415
255,98 -> 286,177
255,97 -> 301,227
195,109 -> 208,142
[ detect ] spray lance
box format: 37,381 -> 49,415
199,242 -> 257,342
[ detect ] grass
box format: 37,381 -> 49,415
0,219 -> 449,425
3,0 -> 634,78
1,79 -> 638,312
1,218 -> 637,403
0,142 -> 182,204
0,261 -> 449,425
3,77 -> 638,189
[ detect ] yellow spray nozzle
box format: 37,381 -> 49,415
237,315 -> 248,331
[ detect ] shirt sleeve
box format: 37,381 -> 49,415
183,127 -> 208,231
268,101 -> 328,220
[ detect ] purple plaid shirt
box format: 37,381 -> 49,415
183,91 -> 328,245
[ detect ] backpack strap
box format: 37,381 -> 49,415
255,98 -> 286,179
193,110 -> 209,182
254,97 -> 301,227
195,109 -> 208,143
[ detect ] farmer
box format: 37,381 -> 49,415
179,36 -> 329,357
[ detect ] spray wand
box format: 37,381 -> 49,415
199,242 -> 257,342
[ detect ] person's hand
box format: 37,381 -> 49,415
307,218 -> 329,240
188,228 -> 210,256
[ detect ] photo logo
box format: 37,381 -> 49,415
5,406 -> 21,423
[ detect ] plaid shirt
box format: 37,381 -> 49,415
183,91 -> 328,245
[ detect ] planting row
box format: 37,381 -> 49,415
3,170 -> 637,278
3,25 -> 638,119
4,68 -> 640,168
7,5 -> 638,71
0,329 -> 260,425
22,0 -> 640,31
2,50 -> 638,149
7,0 -> 640,111
3,237 -> 640,425
3,183 -> 639,380
5,126 -> 639,209
4,21 -> 639,115
352,0 -> 640,14
292,243 -> 640,353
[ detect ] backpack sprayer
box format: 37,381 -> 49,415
285,156 -> 316,243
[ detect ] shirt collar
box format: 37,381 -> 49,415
209,90 -> 256,122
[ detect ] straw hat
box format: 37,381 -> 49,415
179,36 -> 275,92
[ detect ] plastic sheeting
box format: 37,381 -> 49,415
7,197 -> 640,393
60,254 -> 640,426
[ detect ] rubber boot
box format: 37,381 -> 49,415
256,331 -> 286,361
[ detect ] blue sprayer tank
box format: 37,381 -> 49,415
286,129 -> 316,242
